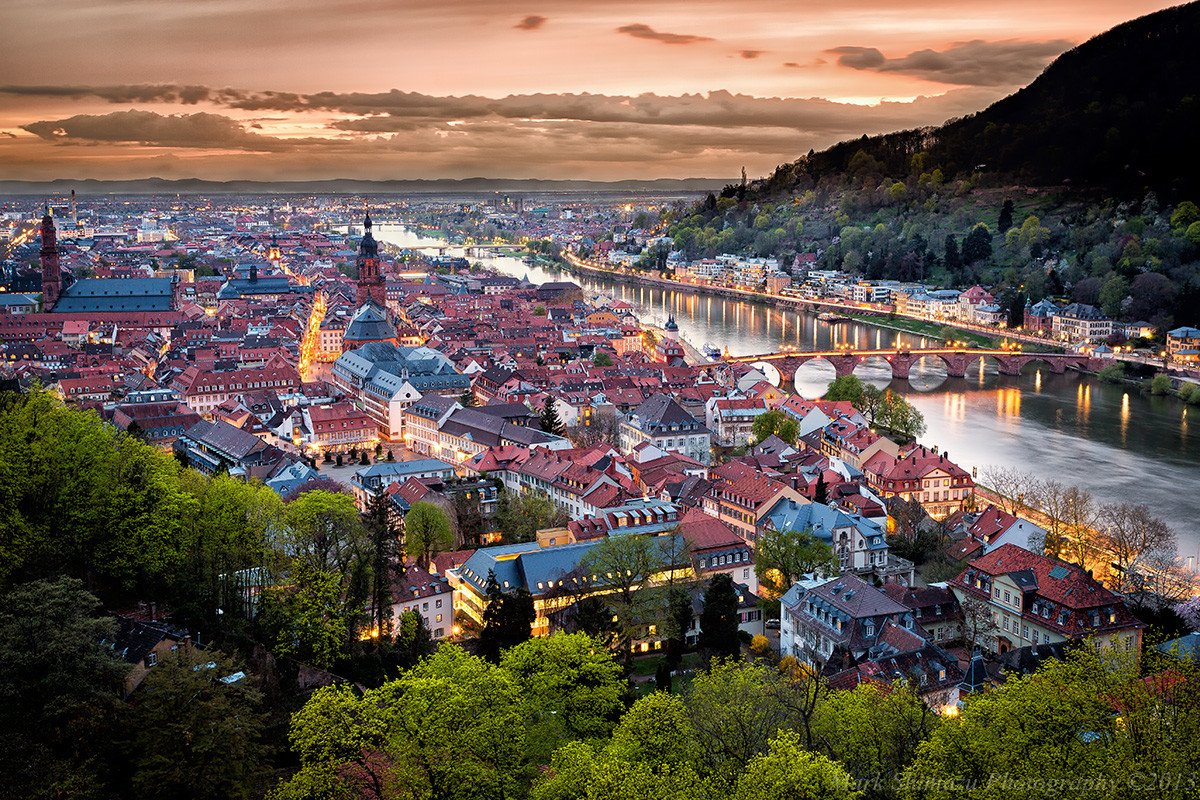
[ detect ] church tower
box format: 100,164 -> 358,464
355,211 -> 385,306
40,209 -> 62,311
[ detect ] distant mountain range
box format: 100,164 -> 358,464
772,1 -> 1200,197
0,176 -> 730,197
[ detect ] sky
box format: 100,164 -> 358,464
0,0 -> 1179,183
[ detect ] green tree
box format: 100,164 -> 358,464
824,374 -> 866,405
697,573 -> 740,663
878,390 -> 927,440
459,389 -> 478,408
609,692 -> 699,767
0,391 -> 193,598
501,633 -> 625,744
736,730 -> 859,800
594,351 -> 615,367
403,501 -> 454,571
498,490 -> 568,544
1169,200 -> 1200,231
392,608 -> 436,666
281,490 -> 368,581
900,645 -> 1195,800
1099,273 -> 1129,318
750,409 -> 799,445
0,578 -> 129,799
479,570 -> 536,662
816,680 -> 938,792
175,471 -> 283,624
961,224 -> 992,264
686,661 -> 798,791
754,525 -> 837,598
580,534 -> 667,663
125,649 -> 267,800
258,562 -> 350,668
540,395 -> 566,436
276,646 -> 533,800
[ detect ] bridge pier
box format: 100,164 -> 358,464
997,356 -> 1023,376
941,353 -> 972,379
887,352 -> 919,380
826,354 -> 859,380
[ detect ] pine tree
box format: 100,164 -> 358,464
814,473 -> 829,505
998,199 -> 1015,233
364,486 -> 399,638
460,389 -> 478,408
697,573 -> 740,663
943,234 -> 962,274
539,395 -> 565,436
479,570 -> 534,662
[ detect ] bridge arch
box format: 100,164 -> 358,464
851,354 -> 895,386
791,356 -> 838,395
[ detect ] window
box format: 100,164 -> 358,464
436,599 -> 442,608
1004,590 -> 1010,603
436,614 -> 442,623
993,587 -> 1000,598
1022,624 -> 1029,639
436,628 -> 444,638
146,652 -> 157,667
743,568 -> 750,580
422,602 -> 429,611
1003,617 -> 1010,631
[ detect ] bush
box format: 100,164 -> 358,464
1149,374 -> 1174,395
1097,362 -> 1126,383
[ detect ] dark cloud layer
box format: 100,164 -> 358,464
616,24 -> 712,45
6,84 -> 1001,137
827,38 -> 1073,86
514,15 -> 546,30
19,109 -> 341,152
3,82 -> 1008,180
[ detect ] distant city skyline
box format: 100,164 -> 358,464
0,0 -> 1178,182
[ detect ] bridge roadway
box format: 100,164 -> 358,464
725,348 -> 1099,381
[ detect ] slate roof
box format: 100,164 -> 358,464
342,300 -> 395,346
53,278 -> 174,313
182,418 -> 267,460
630,393 -> 705,433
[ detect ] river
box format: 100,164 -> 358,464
372,225 -> 1199,563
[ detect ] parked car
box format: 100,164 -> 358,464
765,618 -> 780,629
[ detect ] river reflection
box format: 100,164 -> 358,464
373,225 -> 1199,562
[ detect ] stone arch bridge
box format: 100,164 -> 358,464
725,348 -> 1098,381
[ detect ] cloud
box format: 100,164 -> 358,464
0,82 -> 1012,181
616,24 -> 712,45
19,109 -> 318,151
740,50 -> 763,59
0,83 -> 215,104
827,38 -> 1074,86
514,15 -> 546,30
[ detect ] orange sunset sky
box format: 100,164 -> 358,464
0,0 -> 1180,182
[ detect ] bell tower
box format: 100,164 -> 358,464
355,211 -> 385,306
40,209 -> 62,311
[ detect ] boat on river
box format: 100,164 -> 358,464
818,312 -> 850,324
702,342 -> 722,360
